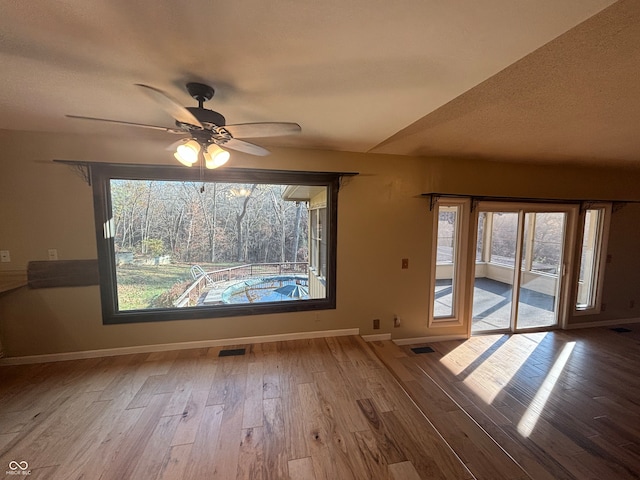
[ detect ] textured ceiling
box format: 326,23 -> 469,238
370,0 -> 640,166
3,0 -> 638,166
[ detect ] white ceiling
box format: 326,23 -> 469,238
3,0 -> 639,166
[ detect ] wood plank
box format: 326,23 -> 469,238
27,259 -> 99,288
242,361 -> 265,429
388,461 -> 422,480
380,409 -> 473,480
170,389 -> 209,446
86,353 -> 146,394
262,353 -> 281,400
313,370 -> 369,433
0,432 -> 19,452
288,456 -> 317,480
126,374 -> 166,410
98,354 -> 167,407
297,381 -> 356,480
65,405 -> 144,479
355,398 -> 406,464
208,373 -> 247,480
183,404 -> 225,478
237,427 -> 264,480
130,414 -> 182,479
278,343 -> 310,461
0,391 -> 102,468
97,392 -> 172,480
263,397 -> 288,480
27,465 -> 60,479
156,443 -> 193,480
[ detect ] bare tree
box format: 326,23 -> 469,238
235,184 -> 258,262
292,202 -> 303,262
111,179 -> 309,266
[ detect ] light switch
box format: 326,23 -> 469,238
0,250 -> 10,263
401,258 -> 409,269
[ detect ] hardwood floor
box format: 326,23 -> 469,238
0,336 -> 475,480
0,326 -> 638,479
370,325 -> 640,480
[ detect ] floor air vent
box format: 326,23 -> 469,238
218,348 -> 246,357
610,327 -> 632,333
411,346 -> 435,354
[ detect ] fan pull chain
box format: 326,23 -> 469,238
199,148 -> 205,193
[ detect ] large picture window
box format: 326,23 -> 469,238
91,164 -> 341,324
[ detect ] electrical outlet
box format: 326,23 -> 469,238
394,315 -> 401,328
48,249 -> 58,261
0,250 -> 10,263
373,319 -> 380,330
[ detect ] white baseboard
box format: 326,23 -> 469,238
361,333 -> 392,342
564,317 -> 640,330
0,328 -> 360,365
393,334 -> 468,346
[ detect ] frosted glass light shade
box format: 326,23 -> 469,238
174,140 -> 200,166
204,144 -> 230,169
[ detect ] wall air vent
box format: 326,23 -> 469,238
411,346 -> 435,354
218,348 -> 246,357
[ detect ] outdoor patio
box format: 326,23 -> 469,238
434,277 -> 557,332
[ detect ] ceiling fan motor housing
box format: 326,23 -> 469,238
181,107 -> 230,146
183,82 -> 227,134
185,106 -> 226,127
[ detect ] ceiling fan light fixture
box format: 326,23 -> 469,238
204,144 -> 230,169
67,83 -> 301,166
174,139 -> 200,166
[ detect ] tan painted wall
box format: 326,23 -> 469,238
1,130 -> 639,356
591,202 -> 640,323
0,129 -> 436,356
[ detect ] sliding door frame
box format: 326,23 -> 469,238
466,201 -> 579,336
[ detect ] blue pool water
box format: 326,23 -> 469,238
221,275 -> 310,304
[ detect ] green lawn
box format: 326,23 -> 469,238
115,262 -> 241,310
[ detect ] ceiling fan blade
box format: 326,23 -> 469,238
66,115 -> 185,134
135,84 -> 203,128
224,122 -> 301,139
222,138 -> 270,156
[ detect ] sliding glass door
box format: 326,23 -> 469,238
472,204 -> 573,334
516,212 -> 566,329
472,211 -> 518,331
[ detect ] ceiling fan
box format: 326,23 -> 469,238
67,82 -> 301,169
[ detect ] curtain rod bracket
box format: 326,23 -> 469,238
55,161 -> 91,186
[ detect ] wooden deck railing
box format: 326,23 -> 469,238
174,262 -> 308,307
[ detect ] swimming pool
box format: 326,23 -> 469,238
221,275 -> 310,304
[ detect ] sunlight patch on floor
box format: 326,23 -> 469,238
439,334 -> 504,375
459,333 -> 547,404
517,341 -> 576,437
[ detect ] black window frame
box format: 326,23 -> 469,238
90,163 -> 342,324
